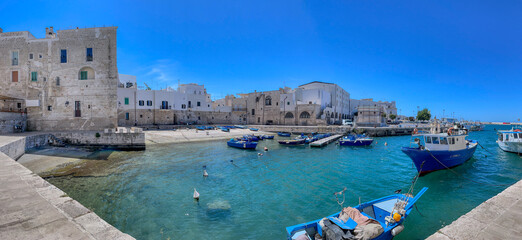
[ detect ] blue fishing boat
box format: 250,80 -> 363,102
401,124 -> 478,175
219,127 -> 230,132
262,135 -> 275,139
278,132 -> 291,137
339,134 -> 374,146
278,138 -> 306,145
227,139 -> 257,149
250,128 -> 259,131
235,125 -> 247,129
205,126 -> 214,130
196,126 -> 206,130
242,135 -> 260,142
286,187 -> 428,240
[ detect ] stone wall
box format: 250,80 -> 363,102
53,130 -> 145,150
0,112 -> 27,133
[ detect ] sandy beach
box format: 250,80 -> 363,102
145,128 -> 274,144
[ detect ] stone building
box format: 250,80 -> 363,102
355,105 -> 387,127
0,26 -> 118,131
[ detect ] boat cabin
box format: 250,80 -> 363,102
498,131 -> 522,143
419,133 -> 468,151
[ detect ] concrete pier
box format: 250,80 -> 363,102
0,134 -> 134,240
427,179 -> 522,240
310,134 -> 342,147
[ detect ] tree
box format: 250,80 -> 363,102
390,114 -> 397,120
416,108 -> 431,121
381,112 -> 387,118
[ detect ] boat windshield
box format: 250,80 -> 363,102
440,137 -> 448,145
425,136 -> 432,144
432,137 -> 440,144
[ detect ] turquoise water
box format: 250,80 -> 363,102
47,125 -> 522,240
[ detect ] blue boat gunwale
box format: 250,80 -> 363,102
286,187 -> 428,240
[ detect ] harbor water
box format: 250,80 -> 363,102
47,125 -> 522,239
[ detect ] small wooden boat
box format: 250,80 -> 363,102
278,138 -> 306,145
262,135 -> 274,140
235,125 -> 247,129
339,135 -> 374,146
196,126 -> 206,130
227,139 -> 257,149
219,127 -> 230,132
286,187 -> 428,240
278,132 -> 291,137
249,128 -> 259,131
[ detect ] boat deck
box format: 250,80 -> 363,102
310,135 -> 342,148
426,179 -> 522,240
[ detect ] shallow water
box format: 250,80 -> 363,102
48,125 -> 522,239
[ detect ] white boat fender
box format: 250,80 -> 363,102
391,224 -> 404,236
264,147 -> 268,151
193,188 -> 200,200
203,169 -> 208,177
385,142 -> 388,146
258,153 -> 263,156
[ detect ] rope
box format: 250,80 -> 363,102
477,142 -> 495,155
425,148 -> 513,187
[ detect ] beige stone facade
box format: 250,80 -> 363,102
0,27 -> 118,131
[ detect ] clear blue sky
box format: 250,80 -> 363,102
2,0 -> 521,122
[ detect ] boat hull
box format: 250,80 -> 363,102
278,139 -> 305,145
227,141 -> 257,149
497,140 -> 522,154
278,132 -> 291,137
401,143 -> 477,174
339,139 -> 373,146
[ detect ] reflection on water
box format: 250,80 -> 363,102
48,125 -> 522,240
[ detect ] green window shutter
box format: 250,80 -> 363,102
125,98 -> 129,105
80,71 -> 88,80
31,72 -> 37,81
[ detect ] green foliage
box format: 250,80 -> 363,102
381,113 -> 387,118
416,108 -> 431,121
389,114 -> 397,120
95,132 -> 101,138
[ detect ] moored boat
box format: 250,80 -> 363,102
278,132 -> 291,137
339,134 -> 374,146
249,128 -> 259,131
401,122 -> 478,175
496,128 -> 522,154
227,139 -> 257,149
278,138 -> 306,145
219,127 -> 230,132
261,135 -> 274,139
286,187 -> 428,240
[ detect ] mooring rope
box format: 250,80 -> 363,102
425,148 -> 513,187
477,141 -> 495,156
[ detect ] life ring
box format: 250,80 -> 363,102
514,129 -> 522,132
413,128 -> 418,135
447,128 -> 452,136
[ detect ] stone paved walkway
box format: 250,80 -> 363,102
0,135 -> 134,240
426,179 -> 522,240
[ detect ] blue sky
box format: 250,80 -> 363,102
1,0 -> 521,121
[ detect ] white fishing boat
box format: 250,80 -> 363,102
497,127 -> 522,154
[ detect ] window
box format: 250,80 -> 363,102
300,111 -> 311,119
287,102 -> 290,105
12,51 -> 18,66
74,101 -> 81,117
12,71 -> 18,82
139,100 -> 144,106
125,112 -> 130,120
86,48 -> 93,61
514,133 -> 519,139
31,72 -> 37,81
29,53 -> 33,59
17,103 -> 21,109
432,137 -> 440,144
449,138 -> 455,144
265,96 -> 272,105
188,101 -> 192,108
140,115 -> 143,118
251,109 -> 255,115
161,101 -> 169,109
506,134 -> 509,141
425,136 -> 432,144
197,101 -> 201,107
257,117 -> 260,123
60,49 -> 67,63
56,77 -> 60,86
182,104 -> 186,109
124,97 -> 129,105
80,71 -> 88,80
48,106 -> 52,111
147,100 -> 152,106
285,112 -> 294,118
39,54 -> 42,59
440,137 -> 448,145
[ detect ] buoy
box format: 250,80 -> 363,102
264,147 -> 268,151
393,213 -> 401,222
384,142 -> 388,146
230,160 -> 233,163
193,188 -> 200,200
203,169 -> 209,177
258,153 -> 263,156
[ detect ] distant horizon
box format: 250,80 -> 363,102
2,0 -> 521,122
